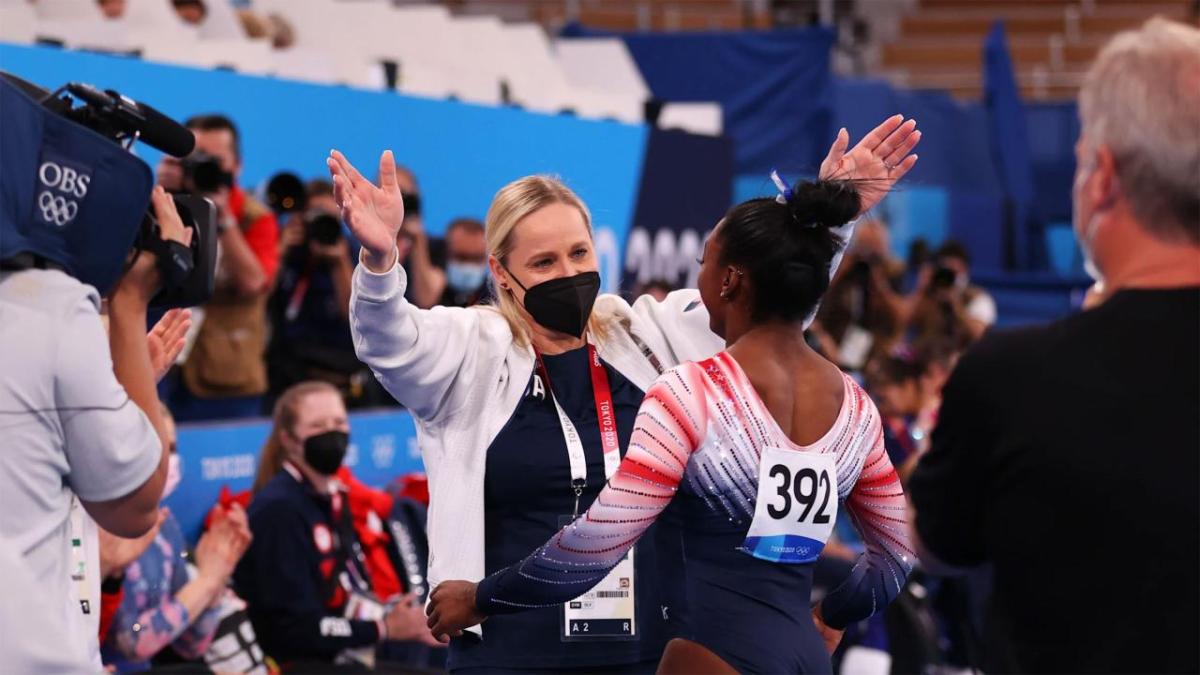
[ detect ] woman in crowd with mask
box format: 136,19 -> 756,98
427,178 -> 915,674
233,381 -> 441,670
102,405 -> 253,672
329,115 -> 919,673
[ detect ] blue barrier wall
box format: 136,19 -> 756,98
0,43 -> 649,292
167,409 -> 422,542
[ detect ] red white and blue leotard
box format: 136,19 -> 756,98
475,352 -> 913,672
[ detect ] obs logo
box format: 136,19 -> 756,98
37,161 -> 91,227
623,226 -> 709,290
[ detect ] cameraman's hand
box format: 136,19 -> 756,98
114,187 -> 194,304
327,149 -> 405,273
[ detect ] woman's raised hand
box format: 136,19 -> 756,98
820,114 -> 921,216
326,149 -> 405,272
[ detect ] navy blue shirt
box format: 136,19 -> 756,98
448,346 -> 669,671
234,469 -> 379,664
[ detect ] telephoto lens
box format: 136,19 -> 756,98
181,151 -> 233,193
305,212 -> 343,246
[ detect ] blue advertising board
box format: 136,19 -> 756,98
167,408 -> 422,542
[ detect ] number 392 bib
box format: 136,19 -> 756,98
741,447 -> 838,564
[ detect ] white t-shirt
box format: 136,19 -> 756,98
0,269 -> 160,668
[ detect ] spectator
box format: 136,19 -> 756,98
414,217 -> 491,309
812,218 -> 906,369
234,382 -> 440,669
159,114 -> 280,421
904,240 -> 995,350
101,405 -> 253,671
171,0 -> 206,25
631,278 -> 675,303
97,0 -> 126,20
864,349 -> 942,480
909,18 -> 1200,673
235,8 -> 296,49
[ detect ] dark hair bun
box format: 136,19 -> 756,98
786,179 -> 861,230
779,261 -> 820,297
715,178 -> 862,324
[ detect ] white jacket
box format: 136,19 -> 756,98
348,221 -> 854,635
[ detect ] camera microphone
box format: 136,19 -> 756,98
63,83 -> 195,158
130,98 -> 195,158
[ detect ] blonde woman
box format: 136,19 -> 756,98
327,114 -> 920,672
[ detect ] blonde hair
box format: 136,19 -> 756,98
485,175 -> 612,348
252,381 -> 340,493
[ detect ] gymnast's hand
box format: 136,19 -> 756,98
326,148 -> 405,273
426,580 -> 486,642
820,114 -> 921,216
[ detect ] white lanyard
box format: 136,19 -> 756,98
535,344 -> 622,516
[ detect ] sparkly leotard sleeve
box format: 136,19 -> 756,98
476,353 -> 913,633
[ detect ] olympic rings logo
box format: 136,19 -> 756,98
38,190 -> 79,227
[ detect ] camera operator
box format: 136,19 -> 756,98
158,114 -> 280,421
0,187 -> 189,669
904,240 -> 996,350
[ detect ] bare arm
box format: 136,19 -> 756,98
86,291 -> 170,537
81,188 -> 191,537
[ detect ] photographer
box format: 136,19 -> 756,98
266,190 -> 371,406
0,186 -> 187,668
812,219 -> 906,369
158,114 -> 279,421
904,240 -> 996,350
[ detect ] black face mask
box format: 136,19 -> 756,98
506,269 -> 601,339
302,430 -> 349,476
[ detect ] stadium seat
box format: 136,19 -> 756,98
658,102 -> 723,136
554,37 -> 651,104
0,0 -> 38,45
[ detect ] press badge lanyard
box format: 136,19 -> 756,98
534,343 -> 621,516
69,497 -> 92,615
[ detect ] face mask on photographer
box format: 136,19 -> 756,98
447,261 -> 487,293
303,430 -> 349,476
504,267 -> 601,339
